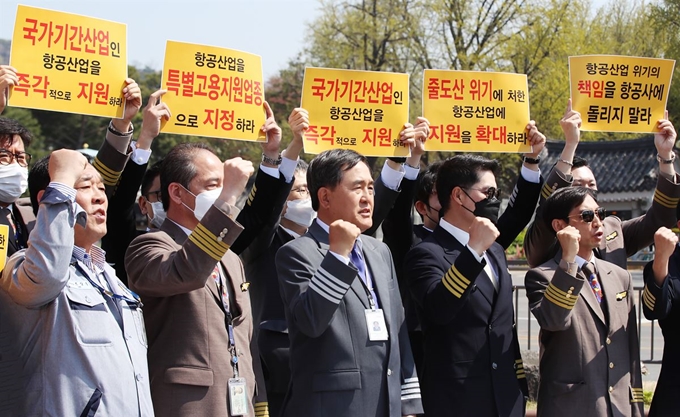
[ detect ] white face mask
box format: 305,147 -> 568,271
149,201 -> 166,228
0,163 -> 28,203
283,198 -> 316,227
182,186 -> 222,222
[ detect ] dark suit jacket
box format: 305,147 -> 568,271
125,205 -> 268,417
526,255 -> 643,417
642,244 -> 680,416
404,226 -> 526,416
275,221 -> 423,417
525,168 -> 680,268
102,157 -> 147,284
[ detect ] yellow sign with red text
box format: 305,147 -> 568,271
423,69 -> 532,153
301,67 -> 410,157
9,5 -> 127,118
160,40 -> 266,142
569,55 -> 675,133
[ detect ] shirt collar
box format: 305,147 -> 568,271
169,218 -> 193,237
439,218 -> 470,246
72,245 -> 107,274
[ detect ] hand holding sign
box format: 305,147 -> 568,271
654,110 -> 676,158
260,102 -> 282,165
0,65 -> 18,114
524,120 -> 546,158
138,89 -> 171,149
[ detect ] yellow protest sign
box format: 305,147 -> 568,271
160,40 -> 266,142
569,55 -> 675,132
300,67 -> 410,157
9,5 -> 127,118
0,225 -> 8,273
423,69 -> 531,153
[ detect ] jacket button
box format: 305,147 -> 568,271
488,325 -> 493,331
606,337 -> 611,345
136,373 -> 144,382
609,362 -> 614,369
387,369 -> 392,376
609,386 -> 614,393
492,362 -> 497,370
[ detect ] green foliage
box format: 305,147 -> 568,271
644,389 -> 653,406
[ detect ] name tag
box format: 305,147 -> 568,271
228,378 -> 249,416
616,291 -> 628,301
365,309 -> 389,341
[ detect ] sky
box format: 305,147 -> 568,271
0,0 -> 611,80
0,0 -> 322,79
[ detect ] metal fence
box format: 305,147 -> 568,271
512,284 -> 663,363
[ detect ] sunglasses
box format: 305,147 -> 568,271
465,186 -> 500,200
568,207 -> 606,223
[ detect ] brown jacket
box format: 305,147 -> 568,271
524,168 -> 680,268
525,255 -> 643,417
125,203 -> 268,417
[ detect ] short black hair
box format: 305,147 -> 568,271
572,155 -> 589,169
295,159 -> 309,174
141,159 -> 163,197
542,186 -> 597,231
436,154 -> 500,216
0,117 -> 33,149
28,155 -> 50,215
160,143 -> 215,210
416,161 -> 443,206
307,149 -> 368,211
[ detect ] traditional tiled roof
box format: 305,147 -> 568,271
539,136 -> 659,194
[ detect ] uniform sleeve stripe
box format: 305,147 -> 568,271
643,288 -> 656,310
318,267 -> 351,292
312,276 -> 345,300
445,271 -> 467,294
404,377 -> 419,383
92,157 -> 120,177
401,383 -> 419,389
644,285 -> 656,302
544,290 -> 575,310
190,226 -> 229,259
545,284 -> 577,307
541,183 -> 552,200
442,276 -> 463,298
508,185 -> 518,206
309,281 -> 342,304
442,275 -> 463,298
401,394 -> 422,400
516,374 -> 526,379
254,401 -> 269,416
450,266 -> 471,285
654,189 -> 679,208
188,234 -> 223,261
401,388 -> 421,395
194,224 -> 230,252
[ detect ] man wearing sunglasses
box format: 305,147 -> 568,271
525,99 -> 680,269
525,186 -> 642,417
404,154 -> 527,416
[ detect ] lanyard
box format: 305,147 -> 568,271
71,260 -> 142,307
215,270 -> 240,377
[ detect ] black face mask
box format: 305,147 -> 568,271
461,189 -> 501,224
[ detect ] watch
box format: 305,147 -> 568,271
261,153 -> 282,166
523,156 -> 541,164
657,153 -> 676,164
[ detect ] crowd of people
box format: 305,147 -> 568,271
0,63 -> 679,417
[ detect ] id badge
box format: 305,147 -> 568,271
365,309 -> 389,341
228,377 -> 249,416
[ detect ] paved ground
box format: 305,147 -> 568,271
510,267 -> 663,386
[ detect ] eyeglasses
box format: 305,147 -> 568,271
465,186 -> 500,200
145,190 -> 162,202
0,149 -> 31,167
568,207 -> 606,223
291,186 -> 309,196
